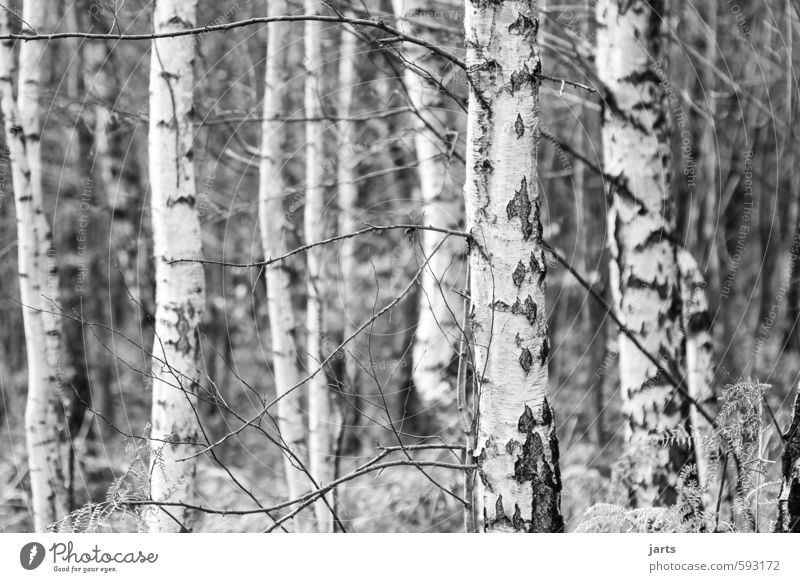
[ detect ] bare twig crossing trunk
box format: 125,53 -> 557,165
392,0 -> 463,424
464,0 -> 563,533
305,0 -> 334,533
597,0 -> 689,507
0,2 -> 67,532
678,249 -> 714,505
259,0 -> 311,532
146,0 -> 205,533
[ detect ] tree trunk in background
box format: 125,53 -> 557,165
0,2 -> 67,532
336,12 -> 361,460
699,3 -> 720,305
754,125 -> 776,376
775,390 -> 800,532
305,0 -> 333,534
597,0 -> 689,507
573,0 -> 607,447
392,0 -> 463,427
79,3 -> 117,440
678,249 -> 713,505
146,0 -> 205,533
786,0 -> 800,354
465,0 -> 563,533
259,0 -> 310,531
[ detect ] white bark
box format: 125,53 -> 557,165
304,0 -> 333,533
146,0 -> 205,533
465,0 -> 563,532
83,36 -> 115,201
392,0 -> 463,415
597,0 -> 688,507
259,0 -> 310,531
337,14 -> 360,399
678,249 -> 713,503
0,3 -> 67,532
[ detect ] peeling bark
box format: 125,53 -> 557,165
465,0 -> 563,533
146,0 -> 204,533
0,2 -> 67,532
259,0 -> 310,531
597,0 -> 690,507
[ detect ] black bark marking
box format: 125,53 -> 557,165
514,113 -> 525,138
491,300 -> 511,312
512,504 -> 524,530
539,338 -> 549,364
508,12 -> 536,36
530,250 -> 546,283
511,404 -> 564,532
172,302 -> 199,356
512,295 -> 537,326
167,192 -> 197,207
505,439 -> 521,455
506,177 -> 533,240
512,260 -> 526,287
687,311 -> 712,334
524,295 -> 537,326
519,347 -> 533,373
530,250 -> 541,274
495,494 -> 505,518
510,63 -> 536,95
776,394 -> 800,532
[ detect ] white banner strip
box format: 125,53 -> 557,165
1,533 -> 797,581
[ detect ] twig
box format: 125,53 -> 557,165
169,224 -> 469,268
183,235 -> 452,460
0,14 -> 467,69
542,241 -> 715,427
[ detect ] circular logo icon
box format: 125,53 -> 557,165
20,542 -> 46,570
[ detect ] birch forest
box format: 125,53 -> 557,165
0,0 -> 799,535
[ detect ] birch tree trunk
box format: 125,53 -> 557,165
0,2 -> 67,532
146,0 -> 205,533
678,249 -> 713,504
259,0 -> 310,531
699,3 -> 720,304
597,0 -> 689,507
336,12 -> 361,444
775,390 -> 800,532
392,0 -> 463,421
465,0 -> 563,533
80,5 -> 117,439
304,0 -> 333,533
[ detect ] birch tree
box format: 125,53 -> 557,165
259,0 -> 309,530
79,5 -> 118,438
678,249 -> 713,500
336,12 -> 360,409
776,390 -> 800,532
146,0 -> 205,533
465,0 -> 563,533
392,0 -> 463,420
0,1 -> 67,532
304,0 -> 333,533
597,0 -> 689,507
